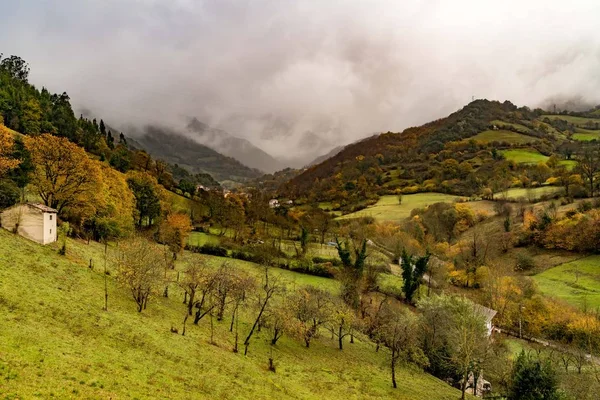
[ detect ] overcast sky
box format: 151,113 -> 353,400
1,0 -> 600,161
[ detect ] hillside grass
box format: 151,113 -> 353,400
338,193 -> 462,222
499,149 -> 576,169
500,149 -> 548,164
470,130 -> 538,144
496,186 -> 563,201
0,229 -> 464,399
573,128 -> 600,141
542,114 -> 600,127
533,255 -> 600,310
167,191 -> 207,217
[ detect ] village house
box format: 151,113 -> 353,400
0,203 -> 58,245
268,199 -> 280,208
474,304 -> 497,337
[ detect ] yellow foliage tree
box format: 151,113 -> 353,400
0,124 -> 20,177
160,213 -> 193,259
25,134 -> 101,215
94,163 -> 136,236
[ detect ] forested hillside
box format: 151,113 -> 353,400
129,126 -> 263,183
284,99 -> 600,212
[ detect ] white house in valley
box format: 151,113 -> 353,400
0,203 -> 58,244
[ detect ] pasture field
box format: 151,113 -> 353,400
167,191 -> 207,217
470,130 -> 538,144
497,186 -> 563,201
542,114 -> 600,127
573,128 -> 600,141
500,149 -> 548,164
533,255 -> 600,310
338,193 -> 462,222
500,149 -> 576,169
0,229 -> 464,399
187,231 -> 221,246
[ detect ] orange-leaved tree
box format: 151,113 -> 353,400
0,124 -> 20,177
159,212 -> 192,259
25,134 -> 101,214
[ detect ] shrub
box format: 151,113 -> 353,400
187,244 -> 228,257
515,253 -> 536,272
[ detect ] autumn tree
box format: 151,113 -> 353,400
329,300 -> 359,350
377,303 -> 428,388
290,286 -> 333,348
25,134 -> 101,214
0,124 -> 20,178
578,145 -> 600,197
115,237 -> 164,312
159,213 -> 192,259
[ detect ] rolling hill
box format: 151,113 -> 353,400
282,100 -> 596,207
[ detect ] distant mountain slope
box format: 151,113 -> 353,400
307,145 -> 345,167
186,118 -> 286,173
129,126 -> 262,182
283,99 -> 568,203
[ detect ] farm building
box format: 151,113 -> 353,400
0,203 -> 58,245
474,304 -> 497,337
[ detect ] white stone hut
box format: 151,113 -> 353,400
0,203 -> 58,244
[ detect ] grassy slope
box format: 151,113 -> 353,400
470,130 -> 538,144
542,115 -> 600,126
496,186 -> 563,201
500,150 -> 576,169
573,128 -> 600,141
533,255 -> 600,309
0,229 -> 463,399
338,193 -> 462,222
500,149 -> 548,164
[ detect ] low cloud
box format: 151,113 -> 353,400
2,0 -> 600,163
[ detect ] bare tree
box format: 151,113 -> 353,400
114,237 -> 164,312
579,145 -> 600,197
290,286 -> 333,348
377,303 -> 426,388
244,267 -> 284,355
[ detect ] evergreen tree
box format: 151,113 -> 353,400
400,249 -> 430,304
107,130 -> 115,149
99,119 -> 106,138
508,351 -> 560,400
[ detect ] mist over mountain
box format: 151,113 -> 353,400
185,118 -> 286,173
2,1 -> 600,164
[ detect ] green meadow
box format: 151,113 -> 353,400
533,255 -> 600,310
0,229 -> 464,399
338,193 -> 461,222
497,186 -> 563,201
470,130 -> 538,144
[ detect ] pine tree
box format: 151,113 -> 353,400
99,119 -> 106,138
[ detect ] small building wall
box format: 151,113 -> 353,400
42,212 -> 57,244
0,205 -> 57,245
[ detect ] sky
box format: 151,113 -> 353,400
1,0 -> 600,163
